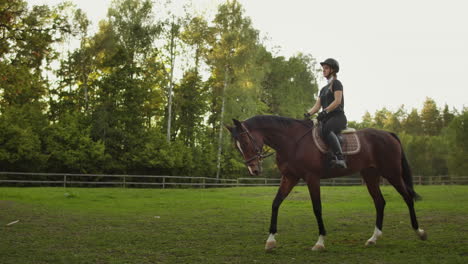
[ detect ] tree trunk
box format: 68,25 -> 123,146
216,65 -> 229,180
166,23 -> 176,143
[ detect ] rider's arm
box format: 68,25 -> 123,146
324,91 -> 343,113
308,98 -> 321,115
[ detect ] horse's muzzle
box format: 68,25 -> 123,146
248,164 -> 262,176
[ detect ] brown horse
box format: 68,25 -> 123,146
226,115 -> 427,251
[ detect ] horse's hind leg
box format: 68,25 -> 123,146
305,175 -> 326,251
383,170 -> 427,241
361,168 -> 385,246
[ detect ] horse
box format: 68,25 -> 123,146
225,115 -> 427,251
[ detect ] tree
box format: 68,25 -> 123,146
445,109 -> 468,175
173,70 -> 208,146
0,0 -> 74,172
164,17 -> 180,142
180,15 -> 211,74
420,97 -> 442,136
382,105 -> 405,133
175,14 -> 211,147
402,108 -> 423,135
262,53 -> 318,118
1,1 -> 72,108
206,0 -> 268,179
442,104 -> 455,128
0,106 -> 47,171
360,111 -> 373,129
87,0 -> 164,172
373,108 -> 390,129
49,7 -> 97,123
43,113 -> 107,173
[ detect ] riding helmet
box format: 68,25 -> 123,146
320,58 -> 340,73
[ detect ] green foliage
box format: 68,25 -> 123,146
131,128 -> 183,174
1,0 -> 73,172
206,0 -> 271,121
43,112 -> 107,173
0,106 -> 48,171
180,15 -> 211,71
262,53 -> 318,118
356,100 -> 465,177
399,133 -> 448,176
444,109 -> 468,175
173,70 -> 208,146
420,97 -> 443,136
402,108 -> 423,134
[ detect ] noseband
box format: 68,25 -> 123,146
238,124 -> 274,165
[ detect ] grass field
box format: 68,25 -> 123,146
1,185 -> 467,264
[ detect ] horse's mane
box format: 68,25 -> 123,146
244,115 -> 312,131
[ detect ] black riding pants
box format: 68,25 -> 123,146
321,111 -> 347,139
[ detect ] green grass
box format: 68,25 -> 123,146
1,185 -> 467,264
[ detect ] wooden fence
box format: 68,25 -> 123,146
0,172 -> 467,188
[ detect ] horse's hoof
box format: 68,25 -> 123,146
265,240 -> 277,251
417,229 -> 427,241
311,244 -> 325,251
365,240 -> 376,246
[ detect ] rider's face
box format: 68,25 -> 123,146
322,65 -> 332,79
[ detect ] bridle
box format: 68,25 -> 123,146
238,123 -> 275,165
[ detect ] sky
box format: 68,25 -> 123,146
27,0 -> 468,121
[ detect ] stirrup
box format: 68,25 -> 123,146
330,156 -> 347,169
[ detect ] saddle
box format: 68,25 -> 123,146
311,120 -> 361,155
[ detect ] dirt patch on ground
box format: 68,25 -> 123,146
0,200 -> 15,209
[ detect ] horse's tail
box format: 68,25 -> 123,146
389,132 -> 422,201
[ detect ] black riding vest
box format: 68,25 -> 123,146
319,79 -> 344,113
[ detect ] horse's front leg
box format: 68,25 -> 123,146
265,175 -> 299,251
306,176 -> 326,251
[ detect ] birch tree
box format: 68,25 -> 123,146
206,0 -> 267,179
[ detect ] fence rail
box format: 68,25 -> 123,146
0,172 -> 467,188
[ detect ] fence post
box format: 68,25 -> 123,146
64,174 -> 67,188
203,178 -> 205,189
123,175 -> 126,188
163,177 -> 165,189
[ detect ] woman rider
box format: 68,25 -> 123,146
305,58 -> 347,168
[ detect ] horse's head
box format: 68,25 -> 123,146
226,119 -> 265,176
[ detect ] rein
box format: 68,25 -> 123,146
294,120 -> 315,148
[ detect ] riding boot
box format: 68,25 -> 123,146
326,132 -> 347,169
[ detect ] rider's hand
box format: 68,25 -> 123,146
317,110 -> 327,121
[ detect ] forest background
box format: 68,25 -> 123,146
1,0 -> 467,180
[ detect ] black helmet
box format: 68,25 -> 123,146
320,58 -> 339,73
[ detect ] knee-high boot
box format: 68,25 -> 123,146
326,132 -> 347,169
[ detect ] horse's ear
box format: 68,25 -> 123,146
232,119 -> 243,130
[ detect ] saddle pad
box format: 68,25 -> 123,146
312,126 -> 361,155
342,127 -> 356,133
